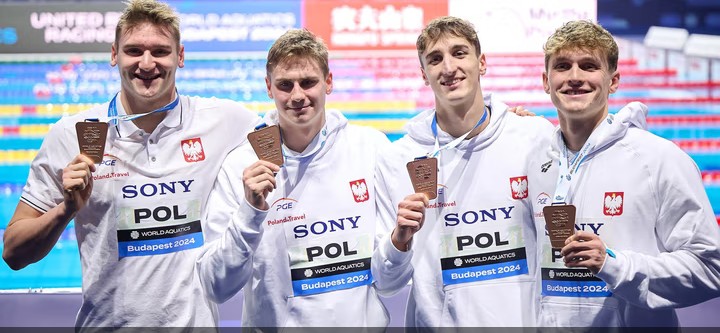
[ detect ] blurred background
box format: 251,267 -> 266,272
0,0 -> 719,327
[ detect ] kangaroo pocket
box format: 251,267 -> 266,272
442,280 -> 537,326
540,298 -> 624,327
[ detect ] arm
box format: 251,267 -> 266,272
372,153 -> 428,295
196,159 -> 279,303
567,150 -> 720,309
3,154 -> 95,270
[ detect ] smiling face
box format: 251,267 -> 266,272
111,21 -> 184,112
266,57 -> 332,132
543,48 -> 619,125
420,34 -> 486,110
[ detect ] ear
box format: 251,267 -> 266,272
325,72 -> 333,94
110,42 -> 118,67
608,70 -> 620,94
177,44 -> 185,68
421,67 -> 429,86
542,72 -> 550,94
478,53 -> 487,76
265,76 -> 273,99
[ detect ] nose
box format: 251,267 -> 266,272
289,83 -> 305,104
567,65 -> 583,86
441,57 -> 456,75
138,50 -> 155,71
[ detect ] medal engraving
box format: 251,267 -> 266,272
247,124 -> 284,166
543,204 -> 577,248
76,121 -> 108,163
406,158 -> 438,200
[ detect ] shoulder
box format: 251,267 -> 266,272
218,144 -> 258,179
504,112 -> 556,133
185,95 -> 260,121
345,124 -> 391,146
621,128 -> 695,167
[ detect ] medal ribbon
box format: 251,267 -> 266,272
104,90 -> 180,126
425,105 -> 489,158
552,114 -> 615,205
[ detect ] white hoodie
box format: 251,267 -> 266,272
195,109 -> 391,328
528,102 -> 720,327
373,94 -> 555,327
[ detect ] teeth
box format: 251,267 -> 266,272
443,78 -> 461,86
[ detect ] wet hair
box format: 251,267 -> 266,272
115,0 -> 181,48
416,16 -> 482,66
266,29 -> 329,78
543,20 -> 619,72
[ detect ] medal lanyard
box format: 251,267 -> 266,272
552,115 -> 614,205
106,90 -> 180,127
426,105 -> 488,158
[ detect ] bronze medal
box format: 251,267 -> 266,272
76,121 -> 108,163
406,157 -> 438,200
247,124 -> 284,166
543,204 -> 577,248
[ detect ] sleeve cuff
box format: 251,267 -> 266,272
382,233 -> 413,266
595,249 -> 625,289
240,198 -> 268,228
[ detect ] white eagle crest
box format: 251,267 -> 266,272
605,193 -> 623,215
182,140 -> 203,161
511,178 -> 528,198
351,181 -> 368,201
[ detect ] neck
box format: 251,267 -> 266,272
558,111 -> 607,151
280,117 -> 325,153
436,98 -> 488,139
120,91 -> 174,134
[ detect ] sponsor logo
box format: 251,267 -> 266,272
541,160 -> 552,172
293,216 -> 361,238
121,180 -> 194,199
349,179 -> 369,203
267,214 -> 306,226
603,192 -> 624,216
271,197 -> 297,211
510,176 -> 528,199
444,206 -> 515,226
536,192 -> 551,206
181,138 -> 205,162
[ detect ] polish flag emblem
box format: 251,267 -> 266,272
349,179 -> 369,203
181,138 -> 205,162
510,176 -> 528,199
604,192 -> 624,216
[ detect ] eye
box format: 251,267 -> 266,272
553,62 -> 571,71
581,63 -> 600,71
152,49 -> 172,57
276,81 -> 293,91
453,50 -> 467,57
124,48 -> 143,56
300,79 -> 318,89
427,55 -> 442,65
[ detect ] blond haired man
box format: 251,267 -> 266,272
528,20 -> 720,327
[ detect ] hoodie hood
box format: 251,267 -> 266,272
262,108 -> 348,160
550,101 -> 649,159
403,93 -> 510,152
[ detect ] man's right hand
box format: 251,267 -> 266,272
391,193 -> 429,251
242,160 -> 280,211
61,154 -> 96,214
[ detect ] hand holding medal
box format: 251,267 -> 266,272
245,124 -> 283,210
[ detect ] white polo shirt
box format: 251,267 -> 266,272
21,94 -> 260,328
